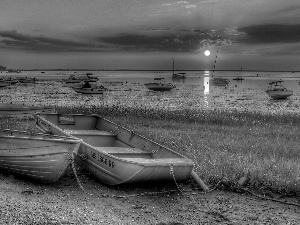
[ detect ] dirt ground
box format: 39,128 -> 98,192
1,166 -> 300,225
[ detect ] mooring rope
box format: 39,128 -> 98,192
70,152 -> 93,196
170,164 -> 183,193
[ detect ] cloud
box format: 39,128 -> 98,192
237,24 -> 300,44
0,30 -> 108,52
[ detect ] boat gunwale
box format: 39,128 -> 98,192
0,129 -> 81,143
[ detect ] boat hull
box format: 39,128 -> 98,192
0,131 -> 80,183
72,88 -> 105,94
144,83 -> 175,91
35,113 -> 194,186
265,90 -> 293,99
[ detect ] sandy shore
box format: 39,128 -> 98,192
1,81 -> 300,224
1,168 -> 300,225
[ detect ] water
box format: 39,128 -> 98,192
2,70 -> 300,91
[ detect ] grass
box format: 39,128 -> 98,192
1,105 -> 300,196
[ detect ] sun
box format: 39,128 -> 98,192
204,50 -> 210,56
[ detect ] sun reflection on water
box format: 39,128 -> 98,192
204,71 -> 210,107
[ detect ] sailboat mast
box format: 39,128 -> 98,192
172,58 -> 174,75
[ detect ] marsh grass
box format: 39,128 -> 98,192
1,105 -> 300,195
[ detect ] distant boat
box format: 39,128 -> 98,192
0,128 -> 81,183
233,76 -> 244,80
171,58 -> 186,79
0,81 -> 10,88
6,69 -> 21,73
210,77 -> 230,87
172,72 -> 186,79
265,80 -> 293,99
144,78 -> 175,91
2,77 -> 19,85
63,74 -> 99,83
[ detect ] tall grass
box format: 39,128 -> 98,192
1,105 -> 300,195
56,105 -> 300,195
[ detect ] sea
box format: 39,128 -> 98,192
1,70 -> 300,91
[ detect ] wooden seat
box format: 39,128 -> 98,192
64,129 -> 116,136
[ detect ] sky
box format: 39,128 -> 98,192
0,0 -> 300,71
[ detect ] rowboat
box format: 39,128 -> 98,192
35,113 -> 197,186
0,103 -> 55,117
144,78 -> 176,92
0,128 -> 81,183
265,80 -> 293,99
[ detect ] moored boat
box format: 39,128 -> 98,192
144,78 -> 175,91
0,128 -> 81,183
265,80 -> 293,99
35,113 -> 196,186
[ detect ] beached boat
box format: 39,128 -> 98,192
265,80 -> 293,99
35,113 -> 196,186
0,103 -> 55,117
144,78 -> 175,91
0,128 -> 81,183
233,76 -> 244,80
210,77 -> 230,87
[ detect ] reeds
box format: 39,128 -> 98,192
54,104 -> 300,195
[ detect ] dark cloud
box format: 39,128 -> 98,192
99,30 -> 233,52
0,30 -> 106,52
237,24 -> 300,44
